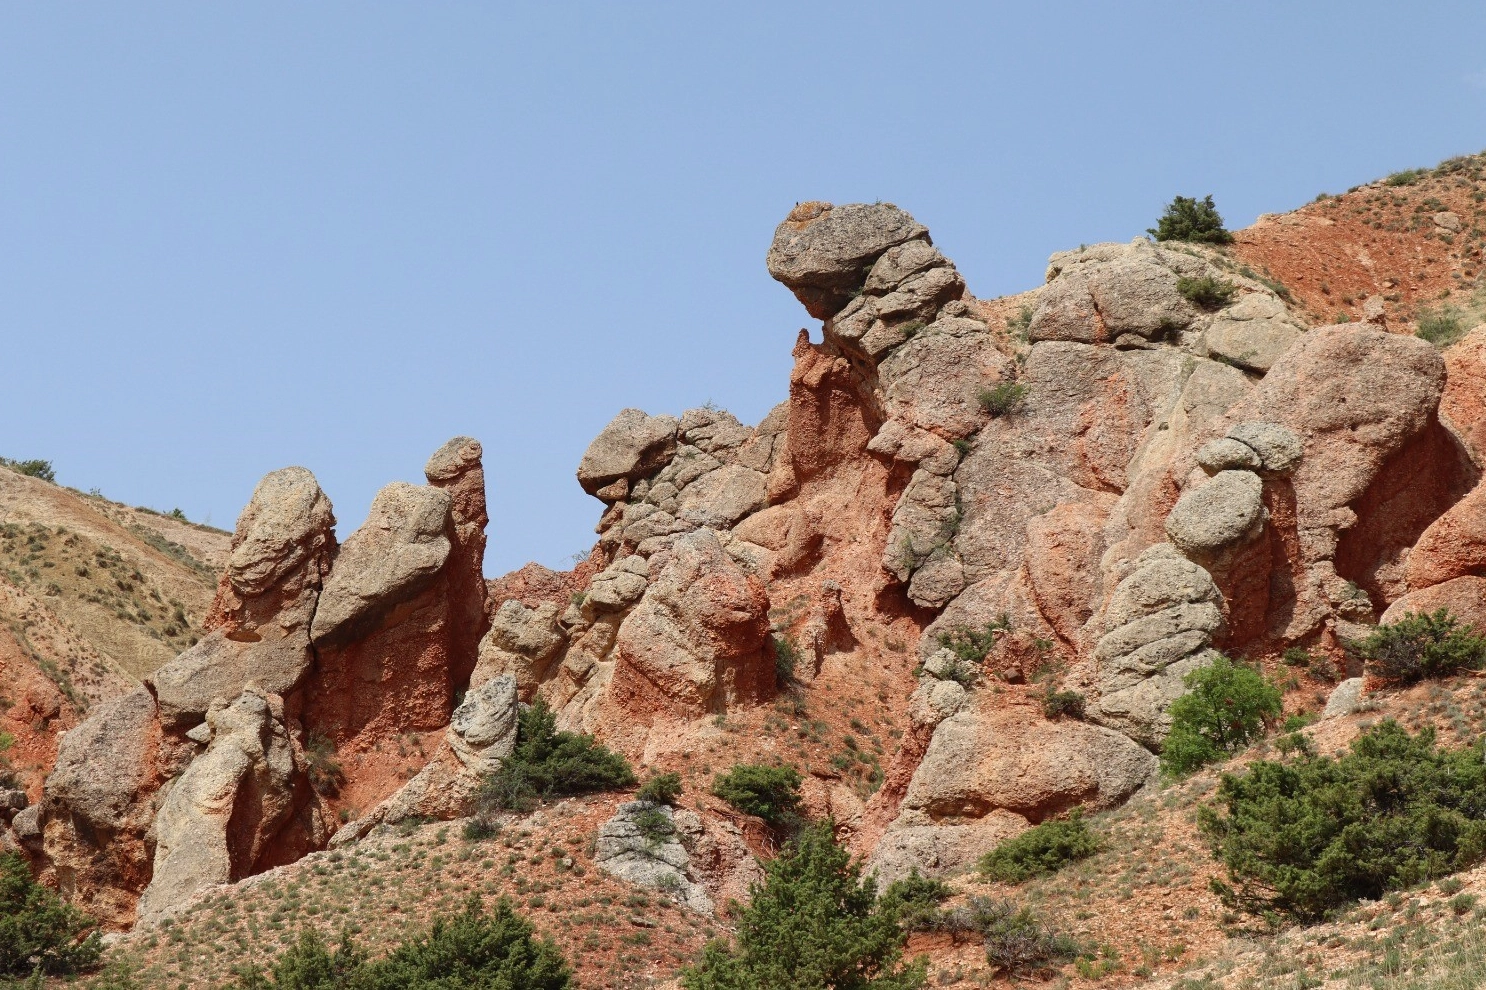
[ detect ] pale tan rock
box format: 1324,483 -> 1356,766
766,201 -> 928,319
577,409 -> 681,497
310,483 -> 453,648
137,689 -> 324,923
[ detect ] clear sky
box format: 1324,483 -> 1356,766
4,3 -> 1484,574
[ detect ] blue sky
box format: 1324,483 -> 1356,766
3,3 -> 1484,574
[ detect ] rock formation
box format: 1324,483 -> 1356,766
19,178 -> 1486,934
34,439 -> 490,925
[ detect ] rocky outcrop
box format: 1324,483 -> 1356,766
39,439 -> 492,926
330,674 -> 520,845
873,704 -> 1155,882
149,467 -> 335,728
42,687 -> 169,925
577,409 -> 681,499
594,801 -> 713,913
766,201 -> 930,320
608,529 -> 772,724
305,448 -> 492,745
136,689 -> 324,924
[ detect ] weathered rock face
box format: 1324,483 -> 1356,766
608,529 -> 772,724
306,448 -> 492,745
39,439 -> 492,926
872,704 -> 1155,881
149,467 -> 336,728
42,687 -> 168,926
766,201 -> 930,320
577,409 -> 681,499
136,689 -> 324,924
330,674 -> 520,847
594,801 -> 713,913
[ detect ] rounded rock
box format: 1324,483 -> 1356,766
1164,470 -> 1266,556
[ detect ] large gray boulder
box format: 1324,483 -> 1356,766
1203,294 -> 1303,373
577,409 -> 681,498
586,555 -> 650,612
1164,469 -> 1266,557
1088,545 -> 1225,746
594,801 -> 712,912
447,674 -> 519,773
1029,243 -> 1201,344
1226,421 -> 1304,476
766,202 -> 928,319
225,467 -> 336,597
472,600 -> 565,692
310,482 -> 453,648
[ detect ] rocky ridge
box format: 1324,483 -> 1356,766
8,155 -> 1486,989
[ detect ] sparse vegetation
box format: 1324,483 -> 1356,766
710,764 -> 802,829
234,896 -> 571,989
0,851 -> 102,979
1353,609 -> 1486,686
475,699 -> 635,814
303,734 -> 345,797
771,633 -> 799,688
1006,304 -> 1035,338
1201,720 -> 1486,921
1385,169 -> 1426,187
1176,275 -> 1238,310
680,822 -> 926,990
1418,304 -> 1469,347
0,458 -> 55,483
1160,655 -> 1282,778
977,382 -> 1028,418
936,616 -> 1010,666
1148,195 -> 1233,245
955,899 -> 1083,977
979,810 -> 1100,883
636,771 -> 682,806
1040,689 -> 1086,720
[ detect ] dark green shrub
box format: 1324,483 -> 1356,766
0,851 -> 101,978
0,459 -> 55,483
1175,275 -> 1237,310
233,929 -> 366,989
1385,169 -> 1425,187
771,634 -> 799,688
462,816 -> 501,842
711,764 -> 802,828
1200,720 -> 1486,920
237,897 -> 571,989
475,699 -> 634,814
633,806 -> 675,845
1352,609 -> 1486,685
1281,647 -> 1311,667
1159,656 -> 1282,778
879,870 -> 952,933
979,810 -> 1100,883
936,616 -> 1010,666
977,383 -> 1028,418
1148,195 -> 1233,244
1039,690 -> 1085,720
636,771 -> 682,806
680,823 -> 925,990
944,899 -> 1081,977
